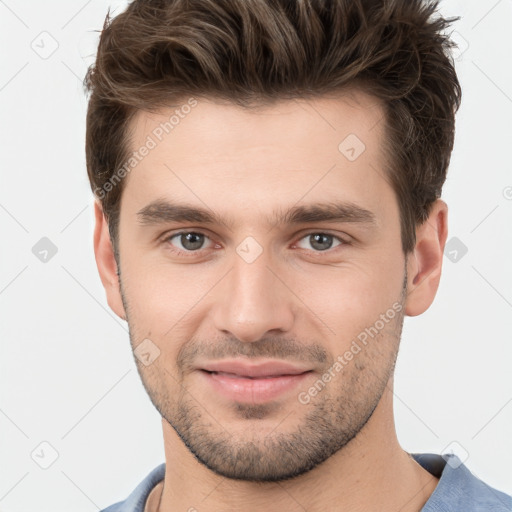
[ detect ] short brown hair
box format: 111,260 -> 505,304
84,0 -> 461,255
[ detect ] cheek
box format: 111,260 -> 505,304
122,256 -> 206,318
297,260 -> 404,343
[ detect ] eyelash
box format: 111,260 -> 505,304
161,230 -> 350,258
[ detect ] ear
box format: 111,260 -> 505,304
404,199 -> 448,317
93,200 -> 127,320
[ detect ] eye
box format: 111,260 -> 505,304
165,231 -> 214,253
162,230 -> 348,257
295,232 -> 345,252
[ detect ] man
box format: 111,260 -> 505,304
85,0 -> 511,510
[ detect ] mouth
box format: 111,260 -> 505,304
202,370 -> 308,379
199,359 -> 313,378
197,360 -> 314,403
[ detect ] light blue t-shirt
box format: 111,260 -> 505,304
101,453 -> 512,511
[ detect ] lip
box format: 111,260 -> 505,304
200,359 -> 312,378
197,359 -> 313,403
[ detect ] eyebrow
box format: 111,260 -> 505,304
136,199 -> 376,230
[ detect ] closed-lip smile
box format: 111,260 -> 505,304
200,359 -> 313,378
197,359 -> 314,403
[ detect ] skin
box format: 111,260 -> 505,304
94,91 -> 448,511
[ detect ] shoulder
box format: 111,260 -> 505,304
100,463 -> 166,512
413,453 -> 512,511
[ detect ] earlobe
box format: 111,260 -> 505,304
404,200 -> 448,317
93,200 -> 127,320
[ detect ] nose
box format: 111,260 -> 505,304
211,246 -> 295,343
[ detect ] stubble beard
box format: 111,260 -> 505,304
121,272 -> 407,482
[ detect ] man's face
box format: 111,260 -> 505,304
115,92 -> 408,481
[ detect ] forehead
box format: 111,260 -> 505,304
129,90 -> 385,160
121,91 -> 392,224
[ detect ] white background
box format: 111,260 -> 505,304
1,0 -> 511,510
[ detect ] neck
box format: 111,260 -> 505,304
154,383 -> 438,512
